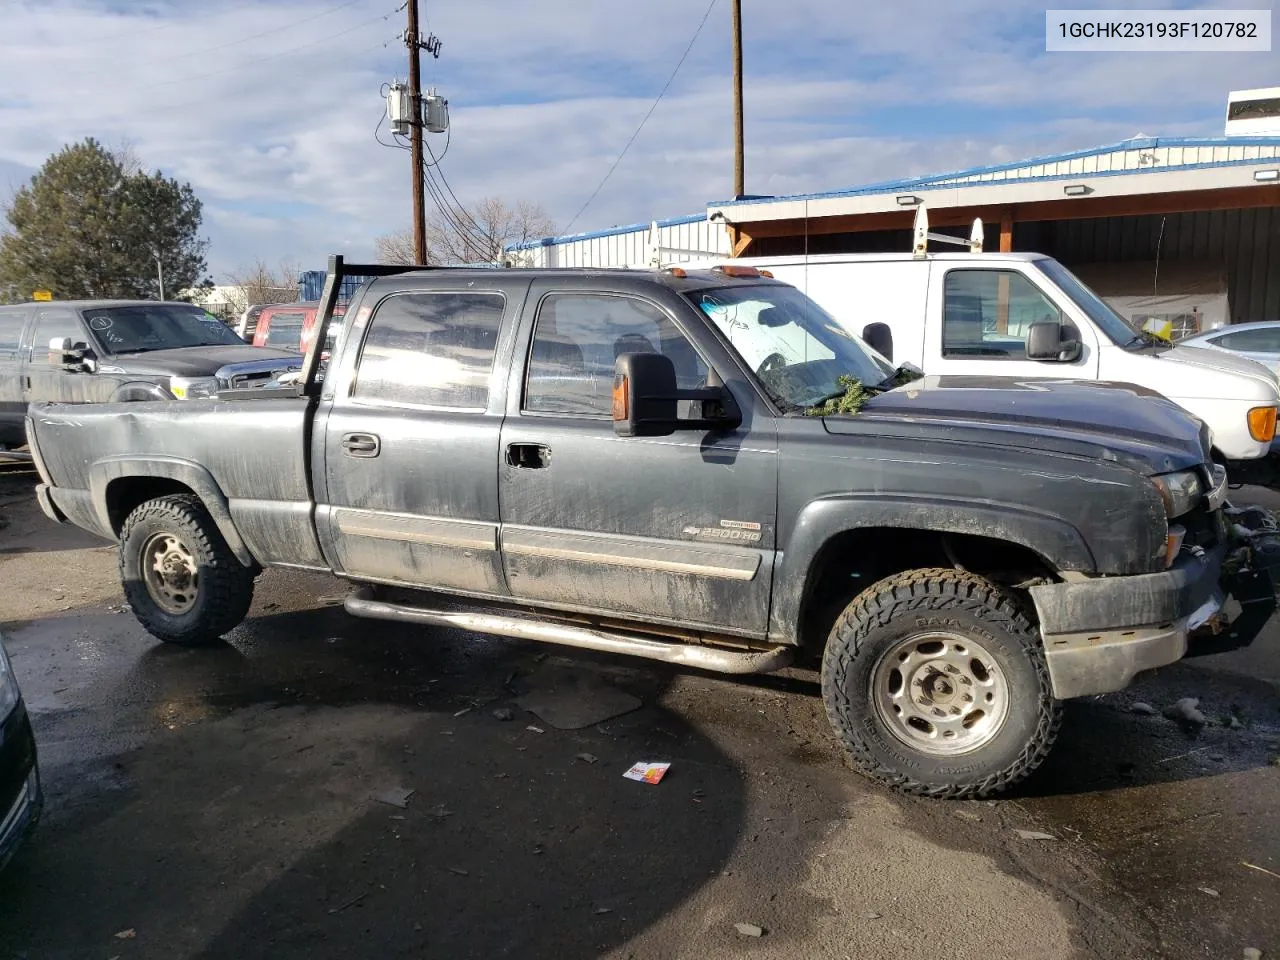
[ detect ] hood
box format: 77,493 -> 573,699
827,375 -> 1208,476
1156,344 -> 1280,400
105,345 -> 303,378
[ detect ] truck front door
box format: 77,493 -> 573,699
315,283 -> 524,595
497,285 -> 779,638
924,265 -> 1100,380
22,307 -> 117,407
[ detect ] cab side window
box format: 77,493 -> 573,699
942,271 -> 1063,359
523,293 -> 707,417
30,308 -> 86,365
0,307 -> 29,360
353,292 -> 506,409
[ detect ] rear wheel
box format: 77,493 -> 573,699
821,568 -> 1061,798
119,494 -> 255,645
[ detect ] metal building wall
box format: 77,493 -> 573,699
1032,208 -> 1280,323
520,218 -> 729,268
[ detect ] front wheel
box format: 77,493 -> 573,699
119,494 -> 255,645
821,568 -> 1062,799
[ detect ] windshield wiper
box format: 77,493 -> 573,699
1126,330 -> 1169,349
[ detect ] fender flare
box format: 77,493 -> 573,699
768,495 -> 1095,645
88,455 -> 254,567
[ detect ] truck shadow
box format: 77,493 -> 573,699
0,605 -> 765,960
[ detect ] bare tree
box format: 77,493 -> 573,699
220,259 -> 299,315
376,197 -> 554,267
374,229 -> 420,265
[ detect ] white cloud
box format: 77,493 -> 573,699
0,0 -> 1274,275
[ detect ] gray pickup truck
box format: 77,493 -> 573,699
25,258 -> 1277,797
0,299 -> 302,449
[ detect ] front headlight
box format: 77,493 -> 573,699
1150,468 -> 1204,518
0,640 -> 20,718
169,376 -> 220,400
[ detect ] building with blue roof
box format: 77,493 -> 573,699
512,133 -> 1280,327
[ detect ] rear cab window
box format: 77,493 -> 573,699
261,311 -> 309,350
351,292 -> 507,409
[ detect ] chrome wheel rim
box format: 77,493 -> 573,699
141,532 -> 199,615
870,631 -> 1010,756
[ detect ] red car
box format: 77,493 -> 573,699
252,302 -> 344,355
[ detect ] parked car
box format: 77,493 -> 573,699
26,260 -> 1277,798
235,303 -> 277,342
702,250 -> 1280,488
0,300 -> 303,447
251,302 -> 345,355
0,634 -> 40,870
1177,321 -> 1280,373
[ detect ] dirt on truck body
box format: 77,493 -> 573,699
24,255 -> 1280,798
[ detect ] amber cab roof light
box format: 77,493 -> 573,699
712,264 -> 773,279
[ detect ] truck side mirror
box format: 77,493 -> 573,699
48,336 -> 90,370
862,322 -> 893,363
612,353 -> 741,438
1026,322 -> 1082,363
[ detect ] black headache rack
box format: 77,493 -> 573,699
300,255 -> 437,396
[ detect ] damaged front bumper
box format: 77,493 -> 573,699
1028,531 -> 1277,700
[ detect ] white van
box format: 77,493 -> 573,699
696,250 -> 1280,485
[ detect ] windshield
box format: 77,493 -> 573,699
1035,259 -> 1143,346
687,283 -> 895,411
83,305 -> 245,354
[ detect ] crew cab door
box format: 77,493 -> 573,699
923,265 -> 1100,380
314,281 -> 527,594
22,306 -> 118,407
497,283 -> 779,637
0,306 -> 33,445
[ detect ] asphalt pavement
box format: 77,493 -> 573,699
0,461 -> 1277,959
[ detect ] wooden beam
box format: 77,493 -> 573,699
1010,184 -> 1280,223
732,229 -> 754,257
999,211 -> 1013,253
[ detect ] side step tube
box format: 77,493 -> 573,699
344,587 -> 794,675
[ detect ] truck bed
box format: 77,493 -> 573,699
27,396 -> 325,569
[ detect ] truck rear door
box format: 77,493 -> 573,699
0,305 -> 33,445
496,282 -> 779,638
313,280 -> 528,595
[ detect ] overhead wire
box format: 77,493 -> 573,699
424,137 -> 490,245
7,0 -> 314,49
561,0 -> 719,234
152,5 -> 402,90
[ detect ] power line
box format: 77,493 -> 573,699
3,0 -> 304,48
152,6 -> 401,90
54,0 -> 366,66
561,0 -> 718,234
422,166 -> 489,261
424,137 -> 489,243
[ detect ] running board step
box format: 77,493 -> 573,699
344,587 -> 793,675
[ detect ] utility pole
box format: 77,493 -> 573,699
732,0 -> 744,199
153,252 -> 165,301
406,0 -> 427,263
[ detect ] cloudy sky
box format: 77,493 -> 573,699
0,0 -> 1275,278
